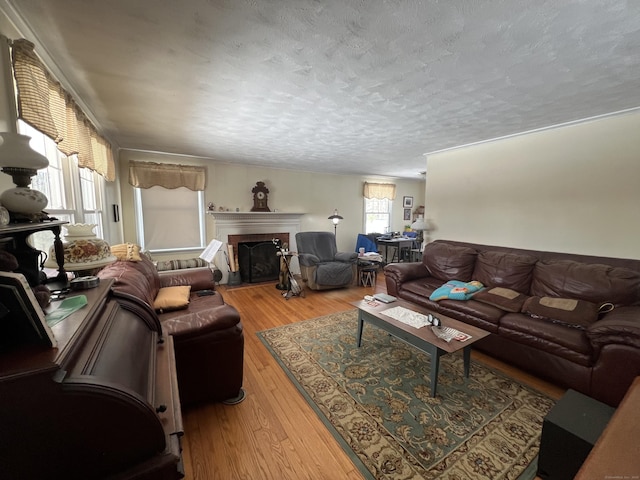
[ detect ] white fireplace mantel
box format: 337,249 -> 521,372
206,211 -> 305,281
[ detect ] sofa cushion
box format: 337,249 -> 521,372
473,251 -> 537,293
154,285 -> 191,312
498,313 -> 593,366
522,296 -> 600,329
473,287 -> 528,313
530,260 -> 640,306
423,242 -> 477,282
98,258 -> 160,307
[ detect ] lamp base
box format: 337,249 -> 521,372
1,186 -> 48,215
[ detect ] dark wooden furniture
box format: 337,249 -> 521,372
574,376 -> 640,480
352,299 -> 490,397
0,279 -> 184,480
0,220 -> 67,286
537,389 -> 614,480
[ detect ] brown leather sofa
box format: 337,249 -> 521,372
384,240 -> 640,407
98,255 -> 244,407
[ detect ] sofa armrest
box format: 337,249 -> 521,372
159,267 -> 215,291
335,251 -> 358,263
383,262 -> 430,295
587,306 -> 640,350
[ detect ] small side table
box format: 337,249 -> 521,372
357,260 -> 379,287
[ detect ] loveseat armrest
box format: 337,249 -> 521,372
586,306 -> 640,350
335,251 -> 358,263
383,262 -> 430,296
159,266 -> 215,291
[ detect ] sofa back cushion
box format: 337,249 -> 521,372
530,260 -> 640,306
423,242 -> 477,282
98,256 -> 161,307
473,251 -> 537,294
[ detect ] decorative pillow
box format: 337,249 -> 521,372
153,285 -> 191,312
423,242 -> 478,282
430,280 -> 484,301
111,243 -> 142,262
155,258 -> 209,271
522,296 -> 599,329
473,287 -> 529,312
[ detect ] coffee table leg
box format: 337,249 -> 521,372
430,349 -> 444,397
356,311 -> 364,347
463,345 -> 471,377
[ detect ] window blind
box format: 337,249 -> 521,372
363,182 -> 396,200
11,38 -> 116,181
128,160 -> 206,191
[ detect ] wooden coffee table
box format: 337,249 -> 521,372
352,298 -> 490,397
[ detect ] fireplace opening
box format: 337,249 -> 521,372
238,241 -> 280,283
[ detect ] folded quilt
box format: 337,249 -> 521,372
429,280 -> 484,301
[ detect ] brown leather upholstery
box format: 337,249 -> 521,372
385,239 -> 640,407
99,257 -> 244,407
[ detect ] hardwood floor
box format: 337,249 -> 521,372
180,273 -> 565,479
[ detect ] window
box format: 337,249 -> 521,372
17,121 -> 106,256
134,186 -> 205,253
364,197 -> 392,234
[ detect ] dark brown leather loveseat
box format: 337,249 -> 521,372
98,255 -> 244,407
384,240 -> 640,407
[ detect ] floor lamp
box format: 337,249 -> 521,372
328,209 -> 343,237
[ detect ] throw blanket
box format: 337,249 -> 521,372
429,280 -> 484,301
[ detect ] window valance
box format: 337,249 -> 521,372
11,39 -> 116,181
129,160 -> 206,191
363,182 -> 396,200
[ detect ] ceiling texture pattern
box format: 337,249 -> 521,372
3,0 -> 640,179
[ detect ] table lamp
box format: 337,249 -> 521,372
410,215 -> 428,251
0,132 -> 49,218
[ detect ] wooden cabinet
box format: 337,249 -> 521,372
0,220 -> 67,286
0,279 -> 184,479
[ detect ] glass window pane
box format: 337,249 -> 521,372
137,186 -> 203,251
365,198 -> 391,234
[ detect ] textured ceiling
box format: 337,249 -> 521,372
3,0 -> 640,179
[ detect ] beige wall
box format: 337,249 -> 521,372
426,110 -> 640,259
117,150 -> 425,257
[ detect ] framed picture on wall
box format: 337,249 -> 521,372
403,196 -> 413,208
403,208 -> 411,221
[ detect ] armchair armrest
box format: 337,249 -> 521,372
335,251 -> 358,263
587,306 -> 640,350
298,253 -> 320,267
159,267 -> 216,291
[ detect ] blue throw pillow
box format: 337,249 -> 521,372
429,280 -> 484,301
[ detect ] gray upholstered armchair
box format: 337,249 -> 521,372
295,231 -> 358,290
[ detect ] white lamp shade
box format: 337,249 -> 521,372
0,133 -> 49,170
411,215 -> 426,231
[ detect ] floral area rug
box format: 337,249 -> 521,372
257,310 -> 555,480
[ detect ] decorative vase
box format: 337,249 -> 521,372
44,223 -> 116,274
0,186 -> 48,214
